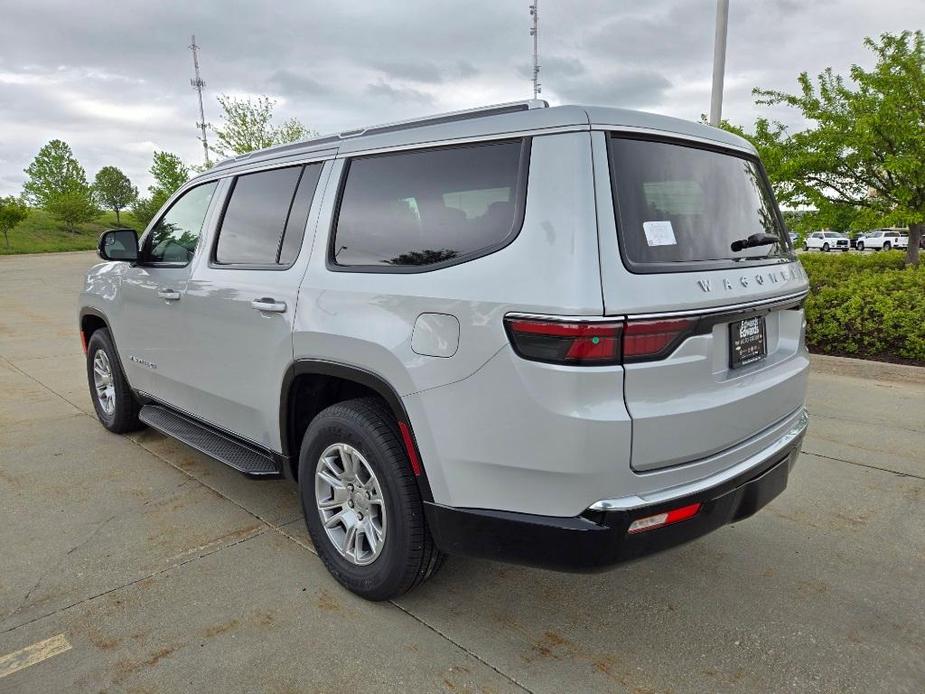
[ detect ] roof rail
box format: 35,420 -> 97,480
336,99 -> 548,140
210,99 -> 549,170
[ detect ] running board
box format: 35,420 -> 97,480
139,405 -> 281,478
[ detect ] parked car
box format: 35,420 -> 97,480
849,231 -> 866,249
857,230 -> 908,251
79,101 -> 810,600
804,231 -> 849,252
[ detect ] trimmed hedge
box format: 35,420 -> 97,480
799,251 -> 925,363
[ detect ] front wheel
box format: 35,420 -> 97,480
822,242 -> 830,252
857,242 -> 864,251
803,243 -> 809,251
298,397 -> 444,600
86,328 -> 141,433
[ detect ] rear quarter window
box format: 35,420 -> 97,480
331,139 -> 529,270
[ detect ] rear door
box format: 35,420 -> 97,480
593,131 -> 809,472
177,160 -> 330,451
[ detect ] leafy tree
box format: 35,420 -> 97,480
23,140 -> 90,208
209,95 -> 315,157
132,190 -> 170,229
46,188 -> 99,232
0,196 -> 29,249
132,151 -> 190,228
93,166 -> 137,224
747,31 -> 925,266
150,151 -> 190,194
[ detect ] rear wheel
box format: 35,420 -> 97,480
803,243 -> 809,251
822,242 -> 830,252
86,329 -> 141,433
883,241 -> 891,251
298,397 -> 444,600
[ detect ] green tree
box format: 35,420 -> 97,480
149,151 -> 189,194
46,189 -> 99,232
93,166 -> 137,224
0,196 -> 29,249
747,31 -> 925,266
23,139 -> 90,208
132,151 -> 190,228
209,95 -> 314,157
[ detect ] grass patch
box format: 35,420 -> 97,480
1,208 -> 141,255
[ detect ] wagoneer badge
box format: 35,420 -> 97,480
697,266 -> 804,293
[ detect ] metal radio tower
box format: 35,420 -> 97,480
189,34 -> 211,167
529,2 -> 541,99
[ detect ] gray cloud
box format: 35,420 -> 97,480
0,0 -> 921,195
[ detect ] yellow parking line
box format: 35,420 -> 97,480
0,634 -> 72,679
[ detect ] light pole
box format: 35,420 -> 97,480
709,0 -> 729,127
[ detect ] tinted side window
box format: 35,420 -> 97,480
333,140 -> 525,268
147,182 -> 218,264
215,166 -> 303,265
279,163 -> 324,265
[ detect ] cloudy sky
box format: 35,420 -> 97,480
1,0 -> 921,196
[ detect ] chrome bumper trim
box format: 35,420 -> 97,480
588,408 -> 809,512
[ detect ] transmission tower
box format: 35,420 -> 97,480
189,34 -> 211,167
529,2 -> 541,99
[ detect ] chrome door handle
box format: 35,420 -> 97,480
157,288 -> 181,301
250,298 -> 287,313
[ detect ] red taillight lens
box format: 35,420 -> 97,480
504,315 -> 697,366
504,318 -> 624,365
622,318 -> 696,362
627,502 -> 702,534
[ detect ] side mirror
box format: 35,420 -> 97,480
98,229 -> 139,262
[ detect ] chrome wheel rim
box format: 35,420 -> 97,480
92,350 -> 115,416
315,443 -> 387,566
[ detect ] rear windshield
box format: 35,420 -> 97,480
608,136 -> 792,272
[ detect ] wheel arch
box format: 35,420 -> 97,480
280,360 -> 434,502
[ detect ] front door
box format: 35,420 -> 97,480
115,180 -> 221,402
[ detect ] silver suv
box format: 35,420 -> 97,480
80,101 -> 809,599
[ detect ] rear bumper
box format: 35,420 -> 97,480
424,413 -> 806,572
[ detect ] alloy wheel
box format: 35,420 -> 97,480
314,443 -> 387,566
92,350 -> 116,416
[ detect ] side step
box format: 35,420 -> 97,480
139,405 -> 280,478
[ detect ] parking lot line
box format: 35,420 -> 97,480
0,633 -> 72,679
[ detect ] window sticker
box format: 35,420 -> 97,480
642,220 -> 677,246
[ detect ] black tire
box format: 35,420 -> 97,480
857,242 -> 864,251
822,242 -> 830,252
883,241 -> 891,251
86,328 -> 142,433
803,243 -> 809,251
298,397 -> 445,600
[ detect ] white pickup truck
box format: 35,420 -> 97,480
857,230 -> 908,251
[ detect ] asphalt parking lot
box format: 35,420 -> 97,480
1,251 -> 923,693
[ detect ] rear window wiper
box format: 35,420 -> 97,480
730,232 -> 779,252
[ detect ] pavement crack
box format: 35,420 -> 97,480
1,526 -> 268,635
801,448 -> 924,481
388,601 -> 535,694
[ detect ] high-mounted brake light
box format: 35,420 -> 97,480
627,502 -> 702,534
504,318 -> 623,365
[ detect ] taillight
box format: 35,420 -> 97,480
504,315 -> 697,365
622,318 -> 696,362
504,318 -> 623,365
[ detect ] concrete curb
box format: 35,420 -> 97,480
810,353 -> 925,385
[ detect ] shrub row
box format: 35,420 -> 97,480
799,252 -> 925,363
